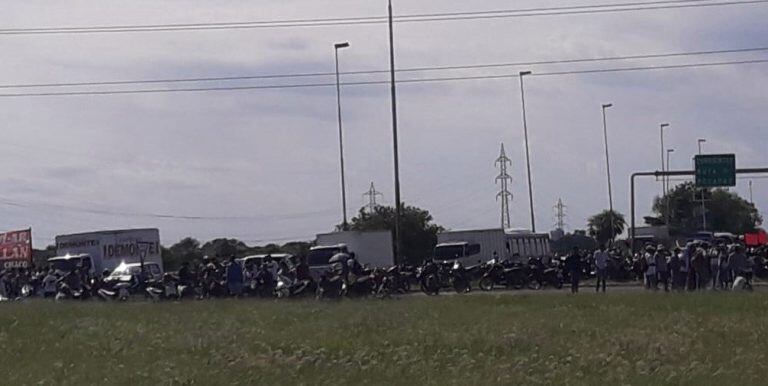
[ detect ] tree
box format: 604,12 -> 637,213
164,237 -> 204,270
587,210 -> 626,246
551,231 -> 598,255
342,204 -> 444,265
650,182 -> 762,235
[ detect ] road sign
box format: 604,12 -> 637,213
695,154 -> 735,187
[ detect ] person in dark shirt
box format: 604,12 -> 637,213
565,247 -> 582,293
178,262 -> 192,286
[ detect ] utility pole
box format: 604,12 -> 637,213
749,180 -> 754,204
601,103 -> 615,242
363,182 -> 383,214
334,42 -> 350,230
388,0 -> 403,265
495,143 -> 513,230
666,148 -> 675,227
554,198 -> 566,230
518,71 -> 536,233
697,138 -> 707,230
660,123 -> 670,195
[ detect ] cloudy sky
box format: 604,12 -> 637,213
1,0 -> 766,247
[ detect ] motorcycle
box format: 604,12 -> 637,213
316,272 -> 345,299
449,261 -> 472,294
344,272 -> 375,298
527,258 -> 563,289
417,261 -> 440,296
54,282 -> 85,301
97,281 -> 132,301
478,259 -> 536,291
275,275 -> 313,299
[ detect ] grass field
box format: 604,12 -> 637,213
1,293 -> 767,385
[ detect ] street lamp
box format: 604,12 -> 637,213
660,123 -> 670,194
518,70 -> 536,233
334,41 -> 350,230
666,148 -> 675,226
601,103 -> 614,243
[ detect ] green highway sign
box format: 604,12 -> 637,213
695,154 -> 736,187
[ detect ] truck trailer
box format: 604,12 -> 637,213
49,228 -> 163,276
436,228 -> 551,264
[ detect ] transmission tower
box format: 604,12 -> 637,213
363,182 -> 383,213
554,198 -> 567,230
495,143 -> 513,230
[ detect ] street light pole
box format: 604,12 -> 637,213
519,71 -> 536,233
666,148 -> 675,227
334,42 -> 350,230
660,123 -> 670,195
388,0 -> 403,265
697,138 -> 707,230
601,103 -> 615,243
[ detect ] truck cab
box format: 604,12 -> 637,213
106,262 -> 163,283
434,242 -> 482,265
306,244 -> 349,279
47,254 -> 94,275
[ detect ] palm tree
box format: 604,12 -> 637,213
587,210 -> 626,246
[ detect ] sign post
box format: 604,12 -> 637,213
695,154 -> 736,188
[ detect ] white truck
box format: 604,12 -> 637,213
49,228 -> 163,277
436,228 -> 551,264
307,230 -> 394,276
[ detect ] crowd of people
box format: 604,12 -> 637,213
559,241 -> 766,294
1,241 -> 766,301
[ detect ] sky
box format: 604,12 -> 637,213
0,0 -> 766,247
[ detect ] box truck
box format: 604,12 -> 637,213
49,228 -> 163,276
436,228 -> 551,264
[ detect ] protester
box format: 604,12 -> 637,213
691,246 -> 710,290
654,245 -> 669,292
225,256 -> 244,297
669,247 -> 682,291
729,245 -> 751,288
643,245 -> 657,290
593,245 -> 609,293
564,247 -> 582,293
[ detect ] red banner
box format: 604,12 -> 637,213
745,230 -> 767,246
0,228 -> 33,269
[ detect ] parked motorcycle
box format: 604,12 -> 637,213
275,275 -> 314,299
449,261 -> 472,294
417,260 -> 440,296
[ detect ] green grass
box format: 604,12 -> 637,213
1,293 -> 767,385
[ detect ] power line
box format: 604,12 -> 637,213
1,58 -> 766,98
3,45 -> 768,90
0,0 -> 764,35
0,197 -> 337,221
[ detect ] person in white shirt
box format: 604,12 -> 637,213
593,245 -> 610,293
42,270 -> 58,298
644,246 -> 657,290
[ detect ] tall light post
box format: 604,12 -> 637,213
660,123 -> 670,195
697,138 -> 707,230
334,41 -> 351,230
601,103 -> 615,243
519,70 -> 536,233
666,148 -> 675,227
387,0 -> 403,265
